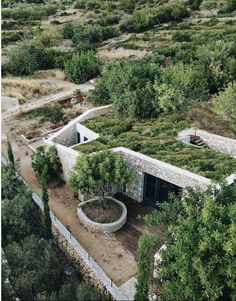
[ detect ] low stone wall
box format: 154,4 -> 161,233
178,128 -> 236,157
77,197 -> 127,234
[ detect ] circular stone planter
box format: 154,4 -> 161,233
77,197 -> 127,234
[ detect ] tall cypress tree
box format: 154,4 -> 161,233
41,167 -> 52,239
7,140 -> 14,165
134,233 -> 153,301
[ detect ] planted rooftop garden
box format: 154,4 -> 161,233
73,108 -> 236,182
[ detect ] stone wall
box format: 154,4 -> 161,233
178,128 -> 236,157
77,197 -> 127,234
113,147 -> 212,202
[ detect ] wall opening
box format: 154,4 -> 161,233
143,174 -> 181,206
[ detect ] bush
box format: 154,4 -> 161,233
76,283 -> 100,301
146,184 -> 236,301
213,81 -> 236,121
92,60 -> 160,118
195,40 -> 236,93
4,44 -> 70,76
74,0 -> 86,9
200,0 -> 217,9
72,24 -> 120,52
5,44 -> 38,76
172,32 -> 192,42
2,4 -> 57,20
1,164 -> 27,201
154,62 -> 209,112
62,22 -> 74,39
33,104 -> 64,124
134,233 -> 153,301
65,51 -> 101,84
31,146 -> 62,181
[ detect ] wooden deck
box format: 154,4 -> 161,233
115,194 -> 164,259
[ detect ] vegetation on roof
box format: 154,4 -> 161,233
73,109 -> 236,181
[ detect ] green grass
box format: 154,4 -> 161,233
73,109 -> 236,182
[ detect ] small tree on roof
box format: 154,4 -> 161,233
68,150 -> 132,209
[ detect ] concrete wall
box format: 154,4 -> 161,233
49,105 -> 111,146
113,147 -> 213,202
179,128 -> 236,157
54,122 -> 77,147
45,139 -> 79,180
75,123 -> 99,144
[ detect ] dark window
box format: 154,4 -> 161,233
77,132 -> 81,143
84,136 -> 88,142
143,173 -> 181,207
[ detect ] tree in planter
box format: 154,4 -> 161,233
41,167 -> 52,239
69,150 -> 132,209
144,184 -> 236,301
7,140 -> 14,165
134,233 -> 153,301
31,145 -> 62,181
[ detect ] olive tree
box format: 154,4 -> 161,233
68,150 -> 132,208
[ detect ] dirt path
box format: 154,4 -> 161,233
2,80 -> 95,120
2,116 -> 137,287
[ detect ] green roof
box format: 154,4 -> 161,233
73,109 -> 236,182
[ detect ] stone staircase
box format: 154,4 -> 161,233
190,135 -> 208,148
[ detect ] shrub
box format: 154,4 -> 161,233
72,24 -> 120,52
31,146 -> 62,181
195,40 -> 236,93
2,190 -> 34,245
213,81 -> 236,121
154,62 -> 209,112
5,44 -> 38,76
92,60 -> 160,118
2,4 -> 57,20
200,0 -> 217,9
188,0 -> 203,10
172,32 -> 192,42
1,164 -> 27,201
65,51 -> 101,84
74,0 -> 86,9
33,104 -> 64,124
5,44 -> 70,76
76,283 -> 100,301
7,140 -> 14,164
134,233 -> 153,301
145,184 -> 236,301
62,22 -> 74,39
